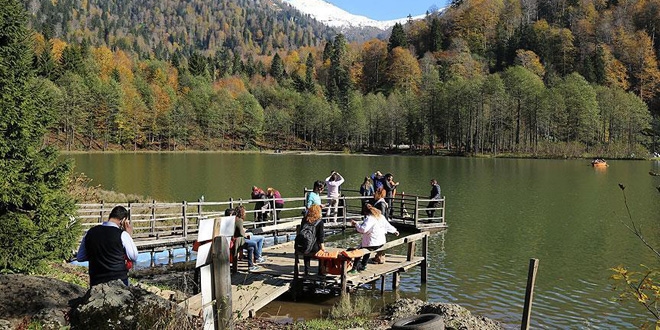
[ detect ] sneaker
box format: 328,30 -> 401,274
348,269 -> 359,274
248,265 -> 259,272
255,257 -> 267,264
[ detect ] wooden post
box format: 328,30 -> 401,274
340,259 -> 348,296
198,198 -> 203,217
229,197 -> 234,210
127,202 -> 132,221
150,200 -> 156,235
521,258 -> 539,330
441,199 -> 446,225
212,236 -> 232,330
421,234 -> 428,284
407,241 -> 416,261
182,201 -> 188,239
380,275 -> 386,295
414,197 -> 419,227
399,192 -> 404,218
392,272 -> 400,291
342,196 -> 347,226
99,201 -> 105,223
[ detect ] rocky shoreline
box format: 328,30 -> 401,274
0,272 -> 503,329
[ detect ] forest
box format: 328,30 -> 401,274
22,0 -> 660,157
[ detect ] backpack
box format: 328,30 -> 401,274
295,221 -> 319,255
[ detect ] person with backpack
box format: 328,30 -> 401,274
349,204 -> 399,273
295,204 -> 325,275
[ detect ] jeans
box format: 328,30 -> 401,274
243,244 -> 256,267
245,235 -> 264,260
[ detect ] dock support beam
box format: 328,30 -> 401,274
421,234 -> 428,283
392,272 -> 400,291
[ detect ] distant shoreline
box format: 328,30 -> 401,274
59,148 -> 657,160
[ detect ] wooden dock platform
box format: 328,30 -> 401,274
180,232 -> 429,319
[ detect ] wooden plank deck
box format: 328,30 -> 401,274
180,240 -> 426,317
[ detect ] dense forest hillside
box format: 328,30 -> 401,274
25,0 -> 335,58
21,0 -> 660,157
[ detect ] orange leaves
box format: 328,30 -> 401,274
214,76 -> 247,98
515,50 -> 545,78
387,47 -> 422,95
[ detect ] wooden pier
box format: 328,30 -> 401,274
180,232 -> 429,319
74,191 -> 444,323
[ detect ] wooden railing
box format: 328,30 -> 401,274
75,192 -> 445,251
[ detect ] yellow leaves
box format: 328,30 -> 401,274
387,47 -> 421,95
50,38 -> 67,63
611,264 -> 660,320
93,46 -> 114,81
114,50 -> 135,83
33,33 -> 46,55
515,50 -> 545,78
601,46 -> 629,90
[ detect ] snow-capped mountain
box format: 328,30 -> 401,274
281,0 -> 434,31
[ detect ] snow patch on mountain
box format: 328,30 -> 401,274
281,0 -> 433,30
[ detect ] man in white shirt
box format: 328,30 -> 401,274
77,205 -> 138,286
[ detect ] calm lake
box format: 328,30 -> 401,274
67,152 -> 660,328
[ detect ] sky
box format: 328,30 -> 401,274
326,0 -> 444,21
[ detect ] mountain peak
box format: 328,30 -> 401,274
281,0 -> 433,31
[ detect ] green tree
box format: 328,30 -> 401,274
305,53 -> 316,93
388,23 -> 407,52
0,0 -> 78,272
270,53 -> 285,82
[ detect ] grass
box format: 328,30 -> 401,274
35,262 -> 89,288
328,295 -> 373,319
293,318 -> 372,330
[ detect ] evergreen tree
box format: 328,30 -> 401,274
270,53 -> 285,82
388,23 -> 407,52
189,52 -> 209,77
305,53 -> 316,93
0,0 -> 78,272
60,44 -> 85,75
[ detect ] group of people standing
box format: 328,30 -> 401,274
359,170 -> 399,219
251,186 -> 284,221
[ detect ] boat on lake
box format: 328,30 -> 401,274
591,159 -> 608,167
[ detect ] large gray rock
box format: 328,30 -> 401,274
0,274 -> 86,329
384,298 -> 504,330
69,280 -> 199,329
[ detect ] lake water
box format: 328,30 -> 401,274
67,152 -> 660,328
